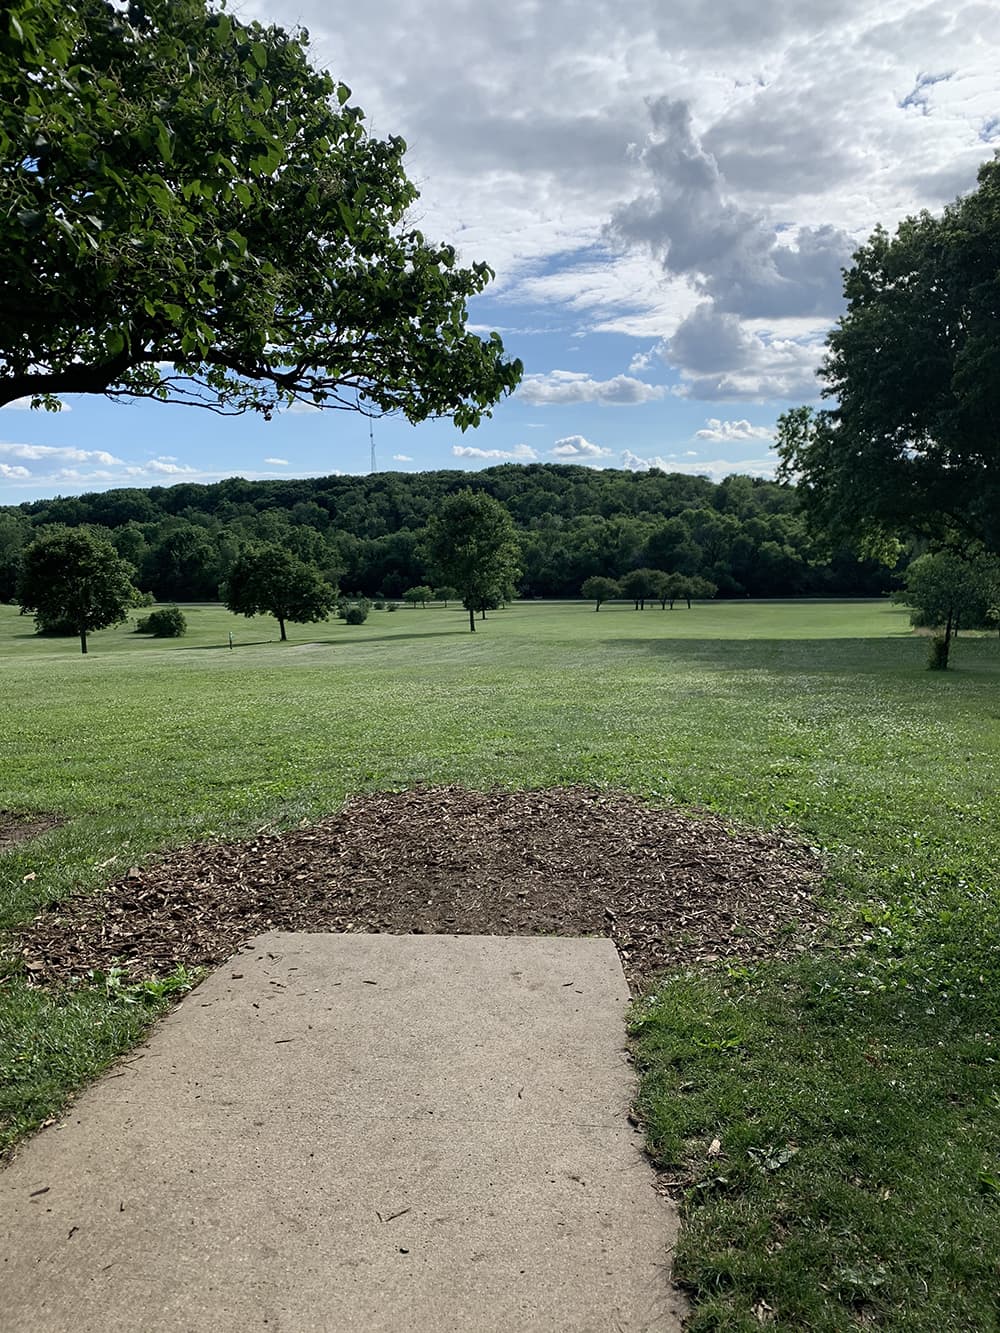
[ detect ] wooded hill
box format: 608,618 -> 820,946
0,464 -> 897,603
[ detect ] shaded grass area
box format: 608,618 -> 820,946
633,943 -> 1000,1331
2,598 -> 999,1328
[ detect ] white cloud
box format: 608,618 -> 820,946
518,370 -> 666,406
695,417 -> 775,443
264,456 -> 290,465
0,442 -> 122,465
0,463 -> 31,478
550,434 -> 613,459
392,453 -> 414,462
2,397 -> 71,412
144,458 -> 198,476
452,443 -> 538,461
621,449 -> 779,480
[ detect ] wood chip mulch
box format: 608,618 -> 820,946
13,787 -> 828,990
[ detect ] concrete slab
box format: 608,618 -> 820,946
1,933 -> 685,1332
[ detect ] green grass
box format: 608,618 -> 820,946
2,597 -> 999,1328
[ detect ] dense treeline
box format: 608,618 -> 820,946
0,465 -> 898,604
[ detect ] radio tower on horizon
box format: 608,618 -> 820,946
369,417 -> 376,474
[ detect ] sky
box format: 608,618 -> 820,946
2,0 -> 998,502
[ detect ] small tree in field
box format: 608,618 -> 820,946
435,585 -> 460,607
683,575 -> 718,608
892,549 -> 1000,669
403,584 -> 434,608
581,575 -> 620,610
223,544 -> 335,641
424,490 -> 520,632
620,567 -> 659,610
18,526 -> 138,654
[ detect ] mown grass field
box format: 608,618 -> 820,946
2,597 -> 998,1329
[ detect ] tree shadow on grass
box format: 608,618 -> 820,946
184,640 -> 275,651
313,629 -> 477,649
606,635 -> 945,678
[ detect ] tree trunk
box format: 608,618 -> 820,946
278,616 -> 287,641
80,628 -> 88,655
480,608 -> 486,620
468,606 -> 475,632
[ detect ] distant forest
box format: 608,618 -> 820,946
0,465 -> 899,603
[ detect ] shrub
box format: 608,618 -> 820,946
386,602 -> 398,612
373,599 -> 385,610
345,605 -> 368,625
136,606 -> 186,637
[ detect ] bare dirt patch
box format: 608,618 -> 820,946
13,787 -> 827,990
0,812 -> 64,855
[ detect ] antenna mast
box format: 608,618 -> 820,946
369,417 -> 376,474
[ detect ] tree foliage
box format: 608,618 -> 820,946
0,0 -> 521,424
580,575 -> 620,610
620,567 -> 660,610
891,549 -> 1000,669
402,584 -> 434,607
3,465 -> 899,602
777,159 -> 1000,553
17,525 -> 138,652
223,543 -> 335,640
423,490 -> 520,632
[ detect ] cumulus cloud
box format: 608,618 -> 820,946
657,303 -> 825,400
621,449 -> 778,480
609,97 -> 854,322
549,435 -> 614,459
0,442 -> 123,465
392,453 -> 413,462
142,458 -> 198,476
0,439 -> 313,493
264,457 -> 290,465
452,443 -> 538,461
518,370 -> 666,406
695,417 -> 775,443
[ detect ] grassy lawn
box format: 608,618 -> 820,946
2,597 -> 998,1328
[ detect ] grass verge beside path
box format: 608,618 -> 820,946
2,598 -> 999,1328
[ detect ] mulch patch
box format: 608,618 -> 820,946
0,812 -> 64,855
12,787 -> 828,990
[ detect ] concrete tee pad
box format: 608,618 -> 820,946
2,933 -> 685,1331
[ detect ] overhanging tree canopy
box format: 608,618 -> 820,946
777,158 -> 1000,554
1,0 -> 521,423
